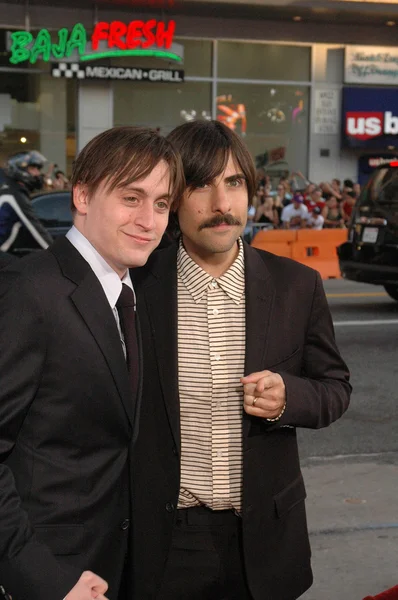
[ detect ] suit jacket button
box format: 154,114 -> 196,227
165,502 -> 174,513
172,446 -> 178,456
120,518 -> 130,530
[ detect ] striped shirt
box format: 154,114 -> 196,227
177,237 -> 246,512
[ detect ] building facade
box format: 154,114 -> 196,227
0,0 -> 397,185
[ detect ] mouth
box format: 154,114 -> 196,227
210,223 -> 235,230
123,232 -> 155,244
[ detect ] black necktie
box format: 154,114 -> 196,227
116,283 -> 139,397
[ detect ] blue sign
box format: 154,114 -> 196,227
342,87 -> 398,150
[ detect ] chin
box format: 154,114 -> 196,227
127,247 -> 156,268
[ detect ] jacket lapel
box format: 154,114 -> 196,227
136,245 -> 181,451
50,237 -> 134,427
243,243 -> 275,436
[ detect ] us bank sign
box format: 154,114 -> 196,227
345,45 -> 398,85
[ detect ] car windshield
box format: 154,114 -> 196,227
357,167 -> 398,217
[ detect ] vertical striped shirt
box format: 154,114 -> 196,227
177,237 -> 246,512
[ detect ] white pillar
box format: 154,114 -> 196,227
309,44 -> 357,184
39,74 -> 67,172
77,81 -> 113,152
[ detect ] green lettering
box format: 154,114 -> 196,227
52,28 -> 69,59
65,23 -> 87,58
9,31 -> 33,64
30,28 -> 51,63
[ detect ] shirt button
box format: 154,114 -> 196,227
120,518 -> 130,530
165,502 -> 175,513
217,450 -> 224,459
212,308 -> 219,316
211,280 -> 217,288
214,354 -> 221,361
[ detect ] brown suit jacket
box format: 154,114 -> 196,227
131,241 -> 351,600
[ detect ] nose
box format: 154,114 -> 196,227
211,185 -> 231,214
134,201 -> 155,231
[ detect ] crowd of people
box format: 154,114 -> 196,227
246,171 -> 360,238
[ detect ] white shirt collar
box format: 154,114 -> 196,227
66,225 -> 135,310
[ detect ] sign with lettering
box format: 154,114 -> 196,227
9,20 -> 180,65
342,87 -> 398,149
313,89 -> 339,135
345,45 -> 398,85
51,63 -> 184,82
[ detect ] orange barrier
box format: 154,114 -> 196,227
252,230 -> 297,244
251,228 -> 349,279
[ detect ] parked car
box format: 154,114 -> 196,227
337,161 -> 398,301
9,190 -> 72,257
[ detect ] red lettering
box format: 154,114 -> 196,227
126,21 -> 144,49
141,19 -> 156,49
91,22 -> 109,51
345,111 -> 383,141
155,20 -> 175,49
108,21 -> 127,49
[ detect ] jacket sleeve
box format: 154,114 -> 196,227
272,271 -> 351,430
0,268 -> 79,599
14,190 -> 54,247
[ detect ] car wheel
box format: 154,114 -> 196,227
384,285 -> 398,301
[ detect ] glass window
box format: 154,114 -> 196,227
216,84 -> 309,178
108,39 -> 212,77
32,192 -> 72,226
113,81 -> 212,135
218,42 -> 311,81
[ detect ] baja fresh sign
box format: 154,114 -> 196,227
345,45 -> 398,85
9,20 -> 181,65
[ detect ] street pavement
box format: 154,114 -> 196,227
298,279 -> 398,600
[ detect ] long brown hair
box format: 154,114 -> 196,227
167,120 -> 256,210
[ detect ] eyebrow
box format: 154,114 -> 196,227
120,185 -> 171,201
224,173 -> 246,183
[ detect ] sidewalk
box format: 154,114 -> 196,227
300,454 -> 398,600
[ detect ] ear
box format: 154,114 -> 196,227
73,184 -> 89,216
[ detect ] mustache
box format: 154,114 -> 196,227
198,214 -> 243,231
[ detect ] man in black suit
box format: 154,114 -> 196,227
0,251 -> 15,268
0,126 -> 184,600
131,120 -> 351,600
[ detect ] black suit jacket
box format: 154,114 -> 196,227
0,251 -> 15,268
131,241 -> 351,600
0,237 -> 139,600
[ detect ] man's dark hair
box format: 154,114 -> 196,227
166,120 -> 256,210
70,126 -> 185,212
344,179 -> 354,188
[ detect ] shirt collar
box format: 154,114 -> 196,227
66,226 -> 134,310
177,237 -> 245,304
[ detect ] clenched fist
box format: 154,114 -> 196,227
65,571 -> 108,600
241,370 -> 286,420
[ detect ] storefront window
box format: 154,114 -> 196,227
0,29 -> 76,176
113,81 -> 212,135
109,39 -> 212,78
218,42 -> 311,81
216,83 -> 309,177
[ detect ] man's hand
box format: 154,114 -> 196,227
64,571 -> 108,600
241,370 -> 286,419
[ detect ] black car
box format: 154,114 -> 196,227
338,161 -> 398,301
10,190 -> 72,257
